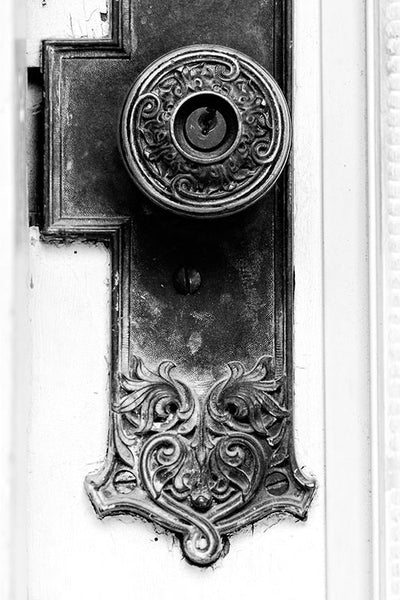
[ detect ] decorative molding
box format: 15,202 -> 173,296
86,356 -> 315,566
373,1 -> 400,598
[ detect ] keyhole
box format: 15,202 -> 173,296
184,106 -> 227,151
198,107 -> 217,136
172,91 -> 240,163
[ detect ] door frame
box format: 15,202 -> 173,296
368,1 -> 399,599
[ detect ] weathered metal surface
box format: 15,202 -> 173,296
41,0 -> 315,566
86,354 -> 313,566
120,45 -> 291,217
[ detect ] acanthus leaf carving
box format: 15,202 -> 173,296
87,355 -> 315,566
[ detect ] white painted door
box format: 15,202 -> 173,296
19,1 -> 371,599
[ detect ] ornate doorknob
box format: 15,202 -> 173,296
120,45 -> 292,217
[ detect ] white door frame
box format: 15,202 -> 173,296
369,2 -> 400,599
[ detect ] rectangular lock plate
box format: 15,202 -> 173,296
41,0 -> 315,566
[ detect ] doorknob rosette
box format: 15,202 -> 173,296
120,45 -> 291,217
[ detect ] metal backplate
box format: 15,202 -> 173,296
42,0 -> 315,566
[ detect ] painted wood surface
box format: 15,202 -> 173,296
27,0 -> 109,66
0,2 -> 17,598
321,1 -> 372,598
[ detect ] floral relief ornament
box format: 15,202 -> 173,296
120,45 -> 292,217
86,355 -> 315,566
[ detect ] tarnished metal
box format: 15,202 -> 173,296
173,266 -> 202,295
86,355 -> 314,566
41,0 -> 315,566
120,45 -> 292,217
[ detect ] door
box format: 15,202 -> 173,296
16,0 -> 372,598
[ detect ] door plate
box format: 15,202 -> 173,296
41,0 -> 315,566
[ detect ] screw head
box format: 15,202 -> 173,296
173,266 -> 201,295
265,471 -> 289,496
113,470 -> 137,494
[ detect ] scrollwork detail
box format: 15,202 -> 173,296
86,354 -> 314,566
108,355 -> 298,565
120,46 -> 292,216
114,356 -> 195,435
132,60 -> 277,198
